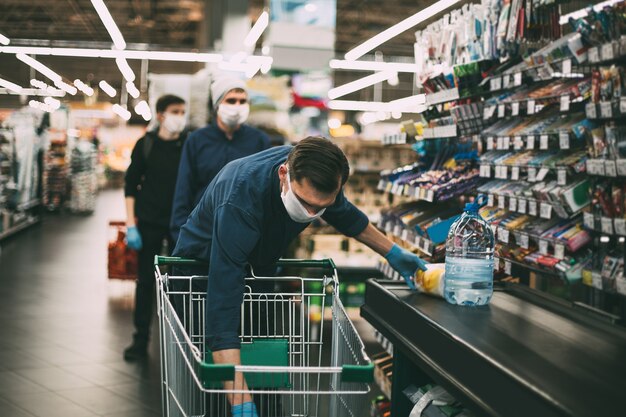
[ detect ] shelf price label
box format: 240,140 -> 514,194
557,169 -> 567,186
600,101 -> 613,118
540,135 -> 549,150
588,46 -> 600,63
488,194 -> 495,207
377,179 -> 386,190
490,77 -> 502,91
559,132 -> 570,149
504,260 -> 512,275
526,135 -> 535,150
401,229 -> 410,242
540,203 -> 553,219
585,102 -> 597,119
527,99 -> 535,115
509,197 -> 518,212
498,104 -> 506,118
501,165 -> 509,179
511,101 -> 520,116
511,166 -> 520,181
615,219 -> 626,236
601,217 -> 614,235
536,167 -> 550,182
562,59 -> 572,75
503,75 -> 511,89
518,198 -> 527,214
592,271 -> 603,290
498,195 -> 506,209
528,167 -> 537,182
528,200 -> 538,216
503,136 -> 511,149
497,136 -> 504,150
499,227 -> 510,244
480,164 -> 491,178
617,159 -> 626,176
486,136 -> 495,150
605,160 -> 618,177
484,105 -> 496,120
583,212 -> 595,230
601,42 -> 615,60
554,244 -> 565,260
560,95 -> 570,112
494,257 -> 500,272
539,239 -> 549,255
513,136 -> 524,150
621,97 -> 626,114
519,233 -> 530,249
514,72 -> 522,86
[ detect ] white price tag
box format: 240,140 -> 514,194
600,101 -> 613,118
414,236 -> 422,248
519,233 -> 530,249
540,135 -> 549,150
512,101 -> 520,116
617,160 -> 626,176
518,198 -> 527,214
497,136 -> 504,150
513,136 -> 523,150
592,271 -> 603,290
425,189 -> 435,202
488,194 -> 495,207
559,132 -> 570,149
514,72 -> 522,86
536,167 -> 550,182
377,179 -> 386,190
621,97 -> 626,114
588,46 -> 600,63
401,229 -> 409,242
480,164 -> 491,178
498,195 -> 506,209
539,240 -> 549,255
527,100 -> 535,115
494,257 -> 500,272
540,203 -> 553,219
601,43 -> 615,60
583,212 -> 595,230
501,165 -> 509,179
487,136 -> 495,150
586,102 -> 597,119
391,183 -> 399,195
562,59 -> 572,75
560,95 -> 570,112
490,77 -> 502,91
503,136 -> 511,149
554,244 -> 565,260
509,197 -> 518,212
498,104 -> 506,118
484,105 -> 496,120
528,200 -> 538,216
499,227 -> 510,243
528,167 -> 537,182
557,169 -> 567,185
511,166 -> 520,181
503,75 -> 511,89
527,135 -> 535,150
504,261 -> 512,275
614,219 -> 626,236
601,217 -> 614,235
605,160 -> 617,177
393,224 -> 402,237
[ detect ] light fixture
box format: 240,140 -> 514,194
559,0 -> 622,24
29,100 -> 54,113
304,3 -> 318,13
30,79 -> 47,89
0,87 -> 64,97
244,11 -> 269,48
0,77 -> 22,94
112,104 -> 131,121
55,80 -> 78,95
44,96 -> 61,110
344,0 -> 463,61
392,111 -> 402,119
327,118 -> 342,129
261,45 -> 270,56
0,33 -> 9,46
134,100 -> 152,121
329,59 -> 418,73
387,73 -> 400,86
126,82 -> 140,98
90,0 -> 127,50
328,71 -> 397,100
328,95 -> 426,113
0,46 -> 226,63
99,80 -> 117,97
46,86 -> 65,96
230,52 -> 247,64
116,58 -> 135,82
75,80 -> 95,96
16,53 -> 62,83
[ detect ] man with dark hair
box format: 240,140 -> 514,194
173,136 -> 427,415
123,94 -> 187,360
170,76 -> 270,242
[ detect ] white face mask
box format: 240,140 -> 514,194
218,103 -> 250,129
162,113 -> 186,134
281,169 -> 326,223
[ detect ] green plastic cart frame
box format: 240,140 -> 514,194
155,256 -> 373,417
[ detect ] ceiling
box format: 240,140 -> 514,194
0,0 -> 427,104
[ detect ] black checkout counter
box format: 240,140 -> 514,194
361,279 -> 626,417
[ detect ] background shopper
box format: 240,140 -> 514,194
123,94 -> 187,361
170,76 -> 270,242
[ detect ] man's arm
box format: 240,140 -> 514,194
354,222 -> 394,256
125,197 -> 136,227
170,137 -> 196,242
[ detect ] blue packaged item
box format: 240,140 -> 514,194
444,195 -> 495,306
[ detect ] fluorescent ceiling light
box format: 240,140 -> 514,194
559,0 -> 622,24
305,3 -> 318,13
44,97 -> 61,110
90,0 -> 127,50
329,59 -> 418,73
74,79 -> 94,96
116,58 -> 135,82
329,95 -> 426,113
30,79 -> 47,89
0,46 -> 225,63
16,53 -> 62,83
126,82 -> 140,98
134,100 -> 152,121
29,100 -> 54,113
328,118 -> 342,129
328,71 -> 397,100
99,80 -> 117,97
0,77 -> 23,94
0,88 -> 64,97
230,52 -> 247,64
244,11 -> 269,48
112,104 -> 131,121
345,0 -> 463,61
55,81 -> 78,95
0,33 -> 9,46
46,86 -> 64,96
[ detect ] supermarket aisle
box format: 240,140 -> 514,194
0,189 -> 161,417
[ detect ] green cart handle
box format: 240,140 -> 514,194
155,256 -> 336,271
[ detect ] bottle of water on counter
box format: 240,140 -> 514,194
444,195 -> 494,306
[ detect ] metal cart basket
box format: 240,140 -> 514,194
155,256 -> 373,417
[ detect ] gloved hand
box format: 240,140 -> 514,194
232,401 -> 258,417
385,244 -> 427,290
126,226 -> 143,251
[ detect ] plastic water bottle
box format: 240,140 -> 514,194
444,195 -> 494,306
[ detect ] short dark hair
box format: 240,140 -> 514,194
156,94 -> 185,114
287,136 -> 350,194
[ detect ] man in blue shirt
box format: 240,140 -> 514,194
170,76 -> 270,241
173,136 -> 427,416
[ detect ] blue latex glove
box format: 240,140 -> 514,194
232,401 -> 258,417
385,244 -> 428,290
126,226 -> 143,251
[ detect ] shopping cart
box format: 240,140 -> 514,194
155,256 -> 373,417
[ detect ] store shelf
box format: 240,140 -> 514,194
583,212 -> 626,236
361,279 -> 626,417
379,220 -> 439,256
0,216 -> 40,242
425,88 -> 460,106
378,176 -> 480,204
483,192 -> 586,220
483,131 -> 584,152
586,159 -> 626,177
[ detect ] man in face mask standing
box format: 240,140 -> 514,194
123,94 -> 188,360
172,137 -> 427,416
170,76 -> 270,242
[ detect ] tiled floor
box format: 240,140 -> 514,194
0,189 -> 162,417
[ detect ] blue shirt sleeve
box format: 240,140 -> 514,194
206,203 -> 261,351
321,189 -> 369,237
170,136 -> 196,242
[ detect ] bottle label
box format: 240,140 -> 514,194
445,257 -> 494,281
